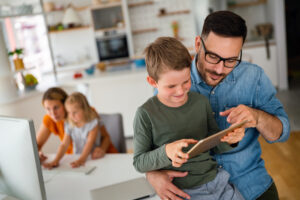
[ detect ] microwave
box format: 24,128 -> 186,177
96,34 -> 129,62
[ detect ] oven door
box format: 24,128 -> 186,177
96,34 -> 129,61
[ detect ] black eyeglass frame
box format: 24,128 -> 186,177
200,38 -> 242,68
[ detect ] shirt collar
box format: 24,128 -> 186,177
191,55 -> 204,85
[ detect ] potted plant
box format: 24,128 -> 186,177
8,48 -> 25,71
171,21 -> 179,39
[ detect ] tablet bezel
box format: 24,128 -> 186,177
187,120 -> 248,159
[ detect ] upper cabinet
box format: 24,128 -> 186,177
43,0 -> 98,73
91,1 -> 125,32
44,4 -> 91,34
0,0 -> 42,18
225,0 -> 273,42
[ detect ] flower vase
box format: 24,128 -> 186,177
13,58 -> 25,71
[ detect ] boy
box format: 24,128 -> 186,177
133,37 -> 245,200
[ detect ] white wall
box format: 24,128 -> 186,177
128,0 -> 196,56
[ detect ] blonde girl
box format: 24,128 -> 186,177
43,92 -> 102,168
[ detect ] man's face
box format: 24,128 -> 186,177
195,32 -> 243,86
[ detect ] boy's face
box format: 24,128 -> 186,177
65,103 -> 85,126
147,67 -> 191,107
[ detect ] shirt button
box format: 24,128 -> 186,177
212,112 -> 215,115
219,165 -> 222,168
211,91 -> 215,95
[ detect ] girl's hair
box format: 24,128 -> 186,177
65,92 -> 98,126
42,87 -> 68,105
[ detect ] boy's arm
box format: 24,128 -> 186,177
71,125 -> 99,167
133,108 -> 172,173
43,134 -> 71,169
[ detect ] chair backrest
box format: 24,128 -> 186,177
99,113 -> 126,153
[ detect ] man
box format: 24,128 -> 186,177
146,11 -> 290,200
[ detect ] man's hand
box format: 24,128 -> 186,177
146,170 -> 191,200
166,139 -> 198,167
220,104 -> 283,141
92,147 -> 106,159
221,127 -> 245,144
220,104 -> 258,128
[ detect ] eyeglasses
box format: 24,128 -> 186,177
200,38 -> 242,68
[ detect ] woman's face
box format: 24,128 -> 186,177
43,99 -> 66,122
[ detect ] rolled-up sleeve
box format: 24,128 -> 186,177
255,69 -> 290,143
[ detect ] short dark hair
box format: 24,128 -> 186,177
42,87 -> 68,105
202,11 -> 247,43
144,37 -> 191,81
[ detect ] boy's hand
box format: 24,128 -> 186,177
43,160 -> 59,169
70,158 -> 86,168
166,139 -> 198,168
221,127 -> 245,144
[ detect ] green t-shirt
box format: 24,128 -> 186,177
133,92 -> 233,189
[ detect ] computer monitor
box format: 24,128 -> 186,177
0,116 -> 46,200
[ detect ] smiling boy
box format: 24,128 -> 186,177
133,37 -> 245,200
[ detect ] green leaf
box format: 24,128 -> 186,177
15,48 -> 23,55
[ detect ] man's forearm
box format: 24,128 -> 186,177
256,109 -> 283,141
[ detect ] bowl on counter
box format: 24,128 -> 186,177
133,58 -> 146,68
85,65 -> 95,75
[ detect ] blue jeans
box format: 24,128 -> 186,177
183,168 -> 244,200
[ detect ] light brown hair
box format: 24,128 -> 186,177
144,37 -> 191,81
42,87 -> 68,105
65,92 -> 98,126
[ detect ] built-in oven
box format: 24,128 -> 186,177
95,34 -> 129,62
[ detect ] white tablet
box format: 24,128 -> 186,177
187,120 -> 248,159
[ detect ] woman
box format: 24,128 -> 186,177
36,87 -> 118,162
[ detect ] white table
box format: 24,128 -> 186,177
43,154 -> 159,200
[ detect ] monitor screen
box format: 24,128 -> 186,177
0,116 -> 46,200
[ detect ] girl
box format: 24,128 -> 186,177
37,87 -> 118,163
43,92 -> 107,168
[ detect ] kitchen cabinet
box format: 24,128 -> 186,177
224,0 -> 288,89
243,41 -> 278,87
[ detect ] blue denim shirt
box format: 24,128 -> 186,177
190,57 -> 290,200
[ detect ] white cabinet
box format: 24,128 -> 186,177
243,42 -> 278,87
89,70 -> 153,137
